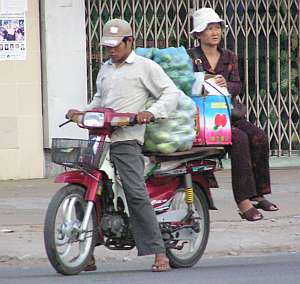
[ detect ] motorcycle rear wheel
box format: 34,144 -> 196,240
166,184 -> 210,268
44,184 -> 97,275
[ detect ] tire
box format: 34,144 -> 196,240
166,183 -> 210,268
44,184 -> 97,275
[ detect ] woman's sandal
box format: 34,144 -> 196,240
152,261 -> 171,272
239,207 -> 263,221
253,199 -> 279,211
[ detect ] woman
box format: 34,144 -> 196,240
189,8 -> 279,221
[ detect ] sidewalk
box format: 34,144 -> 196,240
0,167 -> 299,267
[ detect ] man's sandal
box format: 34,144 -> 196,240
239,207 -> 263,222
84,255 -> 97,272
152,261 -> 171,272
253,199 -> 279,211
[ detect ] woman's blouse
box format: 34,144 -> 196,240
189,46 -> 242,98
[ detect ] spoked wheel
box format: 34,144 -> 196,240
44,185 -> 97,275
166,183 -> 210,268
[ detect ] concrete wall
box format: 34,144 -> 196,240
0,0 -> 44,179
40,0 -> 88,177
40,0 -> 88,151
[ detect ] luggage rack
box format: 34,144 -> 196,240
143,146 -> 226,162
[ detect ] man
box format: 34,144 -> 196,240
67,19 -> 180,272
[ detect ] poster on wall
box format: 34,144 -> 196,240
0,13 -> 26,60
0,0 -> 27,13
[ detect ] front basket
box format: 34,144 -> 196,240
51,138 -> 108,169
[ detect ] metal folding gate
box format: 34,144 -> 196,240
85,0 -> 300,155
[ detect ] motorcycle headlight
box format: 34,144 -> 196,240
83,112 -> 105,127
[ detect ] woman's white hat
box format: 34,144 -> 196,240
190,8 -> 225,34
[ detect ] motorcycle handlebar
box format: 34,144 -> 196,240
129,115 -> 155,126
59,112 -> 155,128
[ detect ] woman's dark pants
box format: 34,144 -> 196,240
230,119 -> 272,204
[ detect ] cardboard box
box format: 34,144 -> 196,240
192,94 -> 232,146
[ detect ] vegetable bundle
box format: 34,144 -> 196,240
144,91 -> 196,154
136,47 -> 196,154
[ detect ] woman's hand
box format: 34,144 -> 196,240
214,75 -> 227,89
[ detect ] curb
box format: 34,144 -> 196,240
221,156 -> 300,170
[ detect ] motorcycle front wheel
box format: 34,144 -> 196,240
166,183 -> 210,268
44,184 -> 97,275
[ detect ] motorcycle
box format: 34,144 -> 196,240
44,108 -> 225,275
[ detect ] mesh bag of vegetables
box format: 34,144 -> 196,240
144,91 -> 197,154
152,47 -> 195,96
136,47 -> 196,96
135,47 -> 156,59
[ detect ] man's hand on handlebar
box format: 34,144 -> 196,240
136,111 -> 154,124
66,109 -> 81,119
65,109 -> 84,123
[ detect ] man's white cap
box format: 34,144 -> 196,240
101,19 -> 133,47
190,8 -> 225,34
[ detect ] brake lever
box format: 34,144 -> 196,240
59,120 -> 72,127
149,116 -> 155,123
129,115 -> 138,126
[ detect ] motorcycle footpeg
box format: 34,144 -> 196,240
180,209 -> 195,222
191,222 -> 200,233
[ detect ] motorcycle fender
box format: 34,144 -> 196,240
206,172 -> 219,188
55,170 -> 102,201
99,154 -> 115,180
192,174 -> 218,210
